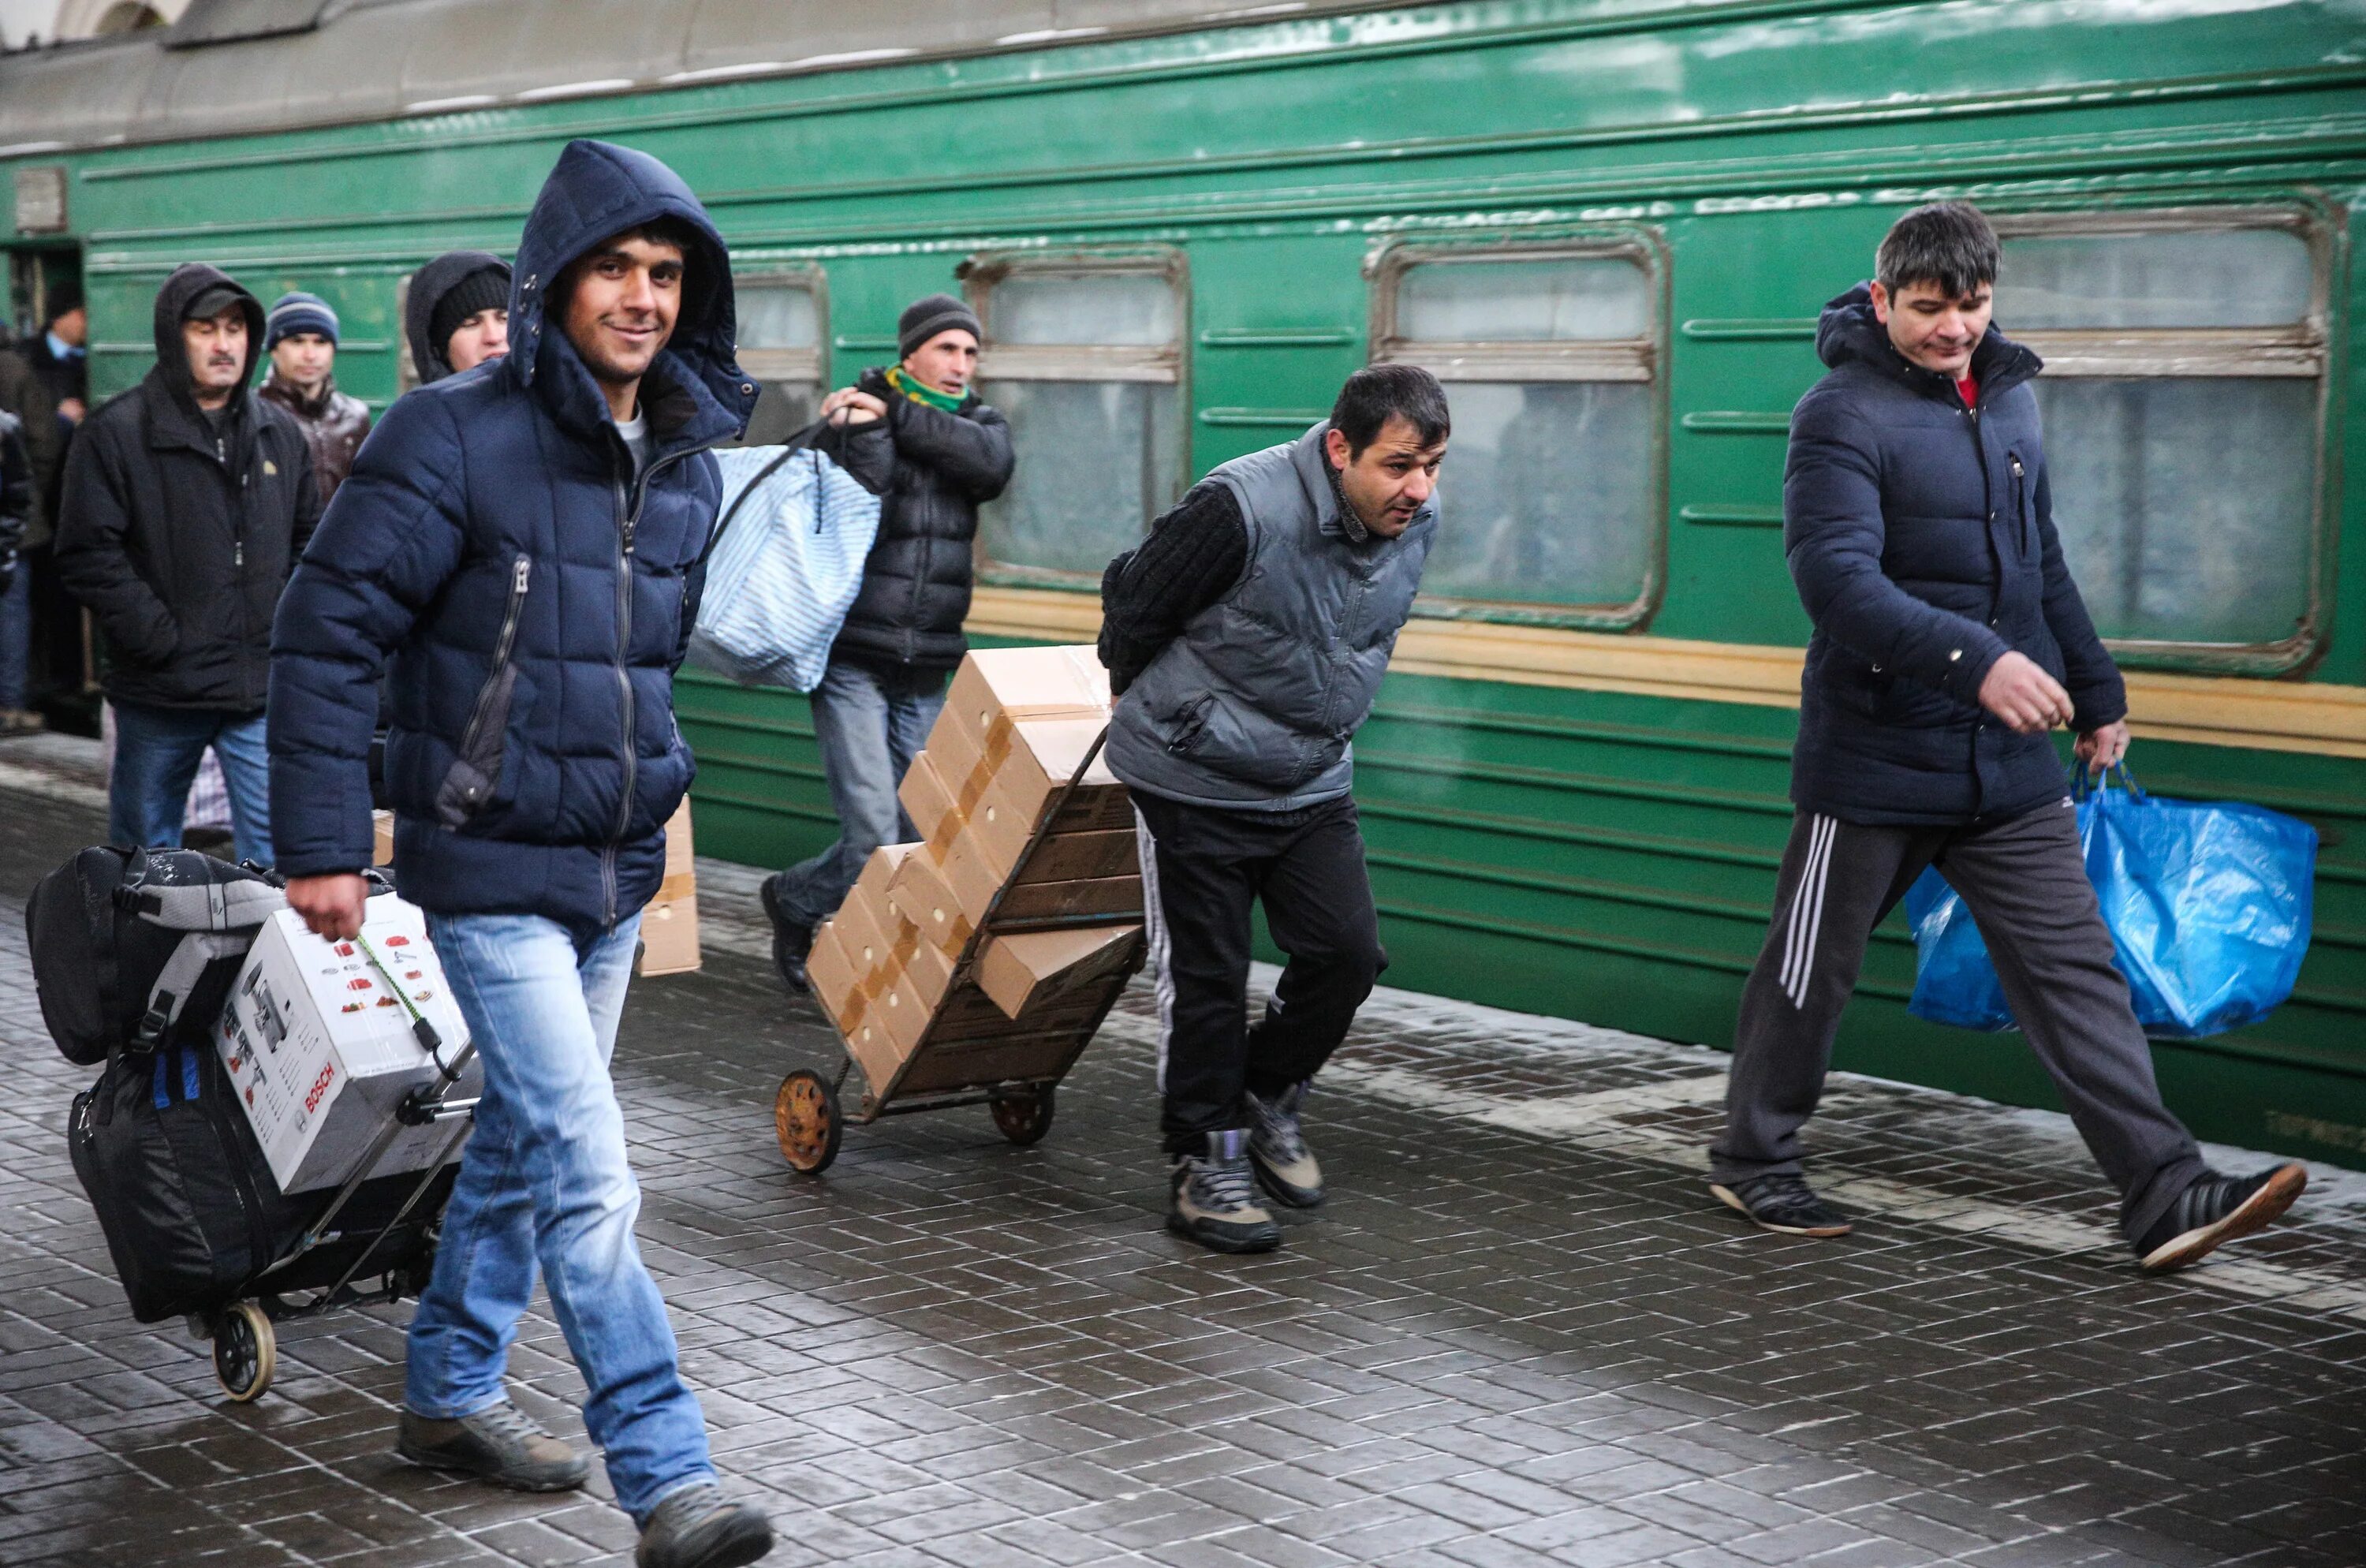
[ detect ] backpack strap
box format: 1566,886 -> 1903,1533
130,931 -> 260,1052
115,868 -> 289,1052
116,875 -> 286,932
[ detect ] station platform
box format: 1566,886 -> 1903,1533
2,733 -> 2361,1567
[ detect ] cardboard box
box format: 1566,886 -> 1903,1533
215,895 -> 479,1195
902,752 -> 1138,886
835,883 -> 953,1010
926,711 -> 1129,839
806,917 -> 860,1025
977,924 -> 1141,1019
942,644 -> 1110,737
371,809 -> 394,868
885,848 -> 977,958
636,800 -> 701,976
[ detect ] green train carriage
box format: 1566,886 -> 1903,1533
4,0 -> 2360,1165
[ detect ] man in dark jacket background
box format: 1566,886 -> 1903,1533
759,291 -> 1015,987
256,290 -> 373,508
0,285 -> 89,734
54,265 -> 319,865
1707,202 -> 2304,1275
270,141 -> 772,1568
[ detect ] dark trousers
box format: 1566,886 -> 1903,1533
1711,797 -> 2207,1242
1133,791 -> 1386,1154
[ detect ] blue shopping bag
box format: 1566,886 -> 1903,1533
687,441 -> 883,692
1903,767 -> 2317,1038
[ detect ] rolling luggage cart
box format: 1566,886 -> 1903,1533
774,730 -> 1145,1174
202,1040 -> 478,1402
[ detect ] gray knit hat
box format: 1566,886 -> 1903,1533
898,293 -> 981,359
265,290 -> 339,349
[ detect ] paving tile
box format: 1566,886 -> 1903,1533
1,744 -> 2363,1567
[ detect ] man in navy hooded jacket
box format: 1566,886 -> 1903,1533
269,142 -> 773,1568
1707,203 -> 2304,1276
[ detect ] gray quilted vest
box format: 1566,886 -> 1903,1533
1107,421 -> 1436,811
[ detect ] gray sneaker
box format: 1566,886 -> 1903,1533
636,1483 -> 774,1568
396,1400 -> 588,1491
1168,1129 -> 1282,1253
1245,1081 -> 1325,1208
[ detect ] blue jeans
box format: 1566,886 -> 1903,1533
0,559 -> 29,710
774,657 -> 945,928
407,911 -> 714,1523
109,700 -> 273,865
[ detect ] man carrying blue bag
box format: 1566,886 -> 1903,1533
1707,202 -> 2304,1273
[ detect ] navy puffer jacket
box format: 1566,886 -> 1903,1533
1786,285 -> 2125,827
269,140 -> 756,935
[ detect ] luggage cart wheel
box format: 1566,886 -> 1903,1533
991,1085 -> 1056,1147
212,1301 -> 276,1403
774,1070 -> 842,1174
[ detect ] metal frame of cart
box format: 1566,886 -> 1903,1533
774,730 -> 1144,1172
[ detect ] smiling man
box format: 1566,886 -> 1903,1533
55,264 -> 319,866
1707,201 -> 2304,1275
1099,364 -> 1448,1253
267,141 -> 772,1568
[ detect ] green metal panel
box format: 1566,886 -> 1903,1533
17,0 -> 2365,1164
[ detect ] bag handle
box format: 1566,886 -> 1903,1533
695,414 -> 833,569
2071,761 -> 2145,804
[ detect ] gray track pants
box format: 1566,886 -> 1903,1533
1711,797 -> 2206,1242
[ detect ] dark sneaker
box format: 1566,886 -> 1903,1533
757,875 -> 812,995
2136,1163 -> 2306,1275
636,1484 -> 774,1568
1710,1173 -> 1853,1238
1168,1129 -> 1282,1253
1245,1081 -> 1324,1208
396,1401 -> 588,1492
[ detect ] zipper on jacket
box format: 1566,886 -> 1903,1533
453,554 -> 532,767
605,446 -> 693,925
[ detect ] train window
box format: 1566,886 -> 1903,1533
1995,213 -> 2324,657
733,269 -> 827,446
1371,244 -> 1660,623
966,252 -> 1188,585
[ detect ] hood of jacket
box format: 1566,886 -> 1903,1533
1815,282 -> 2041,399
502,138 -> 753,453
150,263 -> 264,421
405,248 -> 510,386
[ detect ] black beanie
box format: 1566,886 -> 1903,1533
43,282 -> 83,326
898,293 -> 981,359
430,264 -> 511,359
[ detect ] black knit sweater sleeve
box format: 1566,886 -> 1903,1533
1098,479 -> 1248,696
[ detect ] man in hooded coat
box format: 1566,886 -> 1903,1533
54,264 -> 320,864
268,141 -> 772,1568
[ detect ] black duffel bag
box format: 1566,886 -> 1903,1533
26,846 -> 284,1065
69,1039 -> 457,1323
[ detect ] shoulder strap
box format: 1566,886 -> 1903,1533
697,416 -> 831,569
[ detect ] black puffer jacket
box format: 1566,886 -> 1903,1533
827,365 -> 1013,671
1785,285 -> 2124,827
54,264 -> 321,712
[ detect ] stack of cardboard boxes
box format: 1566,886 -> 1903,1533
806,647 -> 1144,1094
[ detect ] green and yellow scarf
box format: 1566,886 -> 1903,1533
885,364 -> 968,413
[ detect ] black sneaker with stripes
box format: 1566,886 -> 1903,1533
1709,1173 -> 1854,1238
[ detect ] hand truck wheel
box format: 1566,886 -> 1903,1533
990,1084 -> 1056,1147
212,1301 -> 276,1403
774,1070 -> 842,1174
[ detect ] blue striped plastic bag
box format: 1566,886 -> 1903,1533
688,444 -> 883,692
1904,768 -> 2317,1038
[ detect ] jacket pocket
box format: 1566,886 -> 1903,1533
435,554 -> 532,828
1162,692 -> 1215,756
